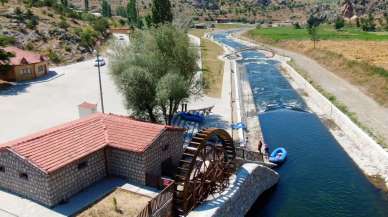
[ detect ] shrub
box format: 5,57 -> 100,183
58,19 -> 69,29
293,22 -> 301,29
25,42 -> 34,50
48,50 -> 61,63
334,17 -> 345,30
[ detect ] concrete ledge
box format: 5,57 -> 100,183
188,163 -> 279,217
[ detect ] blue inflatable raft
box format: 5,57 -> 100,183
269,147 -> 287,164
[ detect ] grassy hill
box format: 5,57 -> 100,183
0,2 -> 117,65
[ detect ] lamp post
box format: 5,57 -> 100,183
95,40 -> 105,113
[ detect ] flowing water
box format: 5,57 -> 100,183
213,32 -> 388,217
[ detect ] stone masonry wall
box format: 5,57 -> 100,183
0,150 -> 51,206
47,150 -> 107,206
188,163 -> 279,217
106,148 -> 146,185
144,130 -> 184,178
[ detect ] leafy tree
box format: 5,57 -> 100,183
109,25 -> 198,124
78,27 -> 98,52
307,15 -> 322,49
127,0 -> 138,27
0,0 -> 8,6
334,17 -> 345,30
92,17 -> 110,36
101,0 -> 112,17
151,0 -> 173,25
0,35 -> 15,76
360,13 -> 376,32
116,6 -> 127,18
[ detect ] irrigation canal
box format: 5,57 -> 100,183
213,32 -> 388,217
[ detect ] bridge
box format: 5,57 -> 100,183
225,46 -> 275,58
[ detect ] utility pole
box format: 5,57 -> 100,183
96,45 -> 105,113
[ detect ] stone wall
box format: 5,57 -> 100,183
106,148 -> 146,185
187,163 -> 279,217
144,130 -> 184,179
0,150 -> 51,205
47,150 -> 107,206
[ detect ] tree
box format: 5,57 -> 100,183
334,17 -> 345,30
92,17 -> 110,36
360,13 -> 376,32
0,35 -> 15,76
127,0 -> 138,27
101,0 -> 111,17
307,15 -> 322,49
0,0 -> 8,6
109,25 -> 198,124
78,27 -> 98,52
151,0 -> 173,25
116,6 -> 127,18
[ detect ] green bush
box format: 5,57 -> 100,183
48,50 -> 61,63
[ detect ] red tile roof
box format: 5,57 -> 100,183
0,113 -> 184,174
3,46 -> 48,65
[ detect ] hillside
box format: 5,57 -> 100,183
0,2 -> 114,65
191,0 -> 388,23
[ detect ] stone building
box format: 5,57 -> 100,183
0,47 -> 48,81
0,113 -> 184,207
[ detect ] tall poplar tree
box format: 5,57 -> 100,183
127,0 -> 138,27
101,0 -> 112,17
151,0 -> 173,24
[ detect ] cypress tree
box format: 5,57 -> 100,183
127,0 -> 138,27
151,0 -> 173,25
101,0 -> 112,17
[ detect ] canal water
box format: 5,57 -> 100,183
213,32 -> 388,217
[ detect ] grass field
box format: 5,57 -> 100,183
245,25 -> 388,106
249,25 -> 388,42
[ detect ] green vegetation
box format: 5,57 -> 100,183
334,17 -> 345,30
48,49 -> 61,63
127,0 -> 138,27
101,0 -> 112,17
109,25 -> 198,124
151,0 -> 173,25
248,25 -> 388,42
288,60 -> 386,148
0,35 -> 15,76
307,15 -> 323,48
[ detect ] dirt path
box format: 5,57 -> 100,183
239,35 -> 388,149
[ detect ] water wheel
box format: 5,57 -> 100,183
174,128 -> 236,216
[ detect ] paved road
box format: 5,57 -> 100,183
0,58 -> 127,143
241,37 -> 388,147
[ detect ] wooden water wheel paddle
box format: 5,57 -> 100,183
174,128 -> 236,216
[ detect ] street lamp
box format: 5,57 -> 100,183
94,40 -> 105,113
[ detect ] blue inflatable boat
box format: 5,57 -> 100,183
269,147 -> 287,164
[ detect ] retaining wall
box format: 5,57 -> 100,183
187,163 -> 279,217
280,60 -> 388,188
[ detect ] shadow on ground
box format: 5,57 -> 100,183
0,71 -> 59,96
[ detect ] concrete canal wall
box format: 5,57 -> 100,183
187,163 -> 279,217
279,60 -> 388,189
231,34 -> 388,189
209,34 -> 263,152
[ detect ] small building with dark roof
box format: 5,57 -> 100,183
0,47 -> 48,81
0,113 -> 184,207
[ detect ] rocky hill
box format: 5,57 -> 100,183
0,2 -> 113,65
